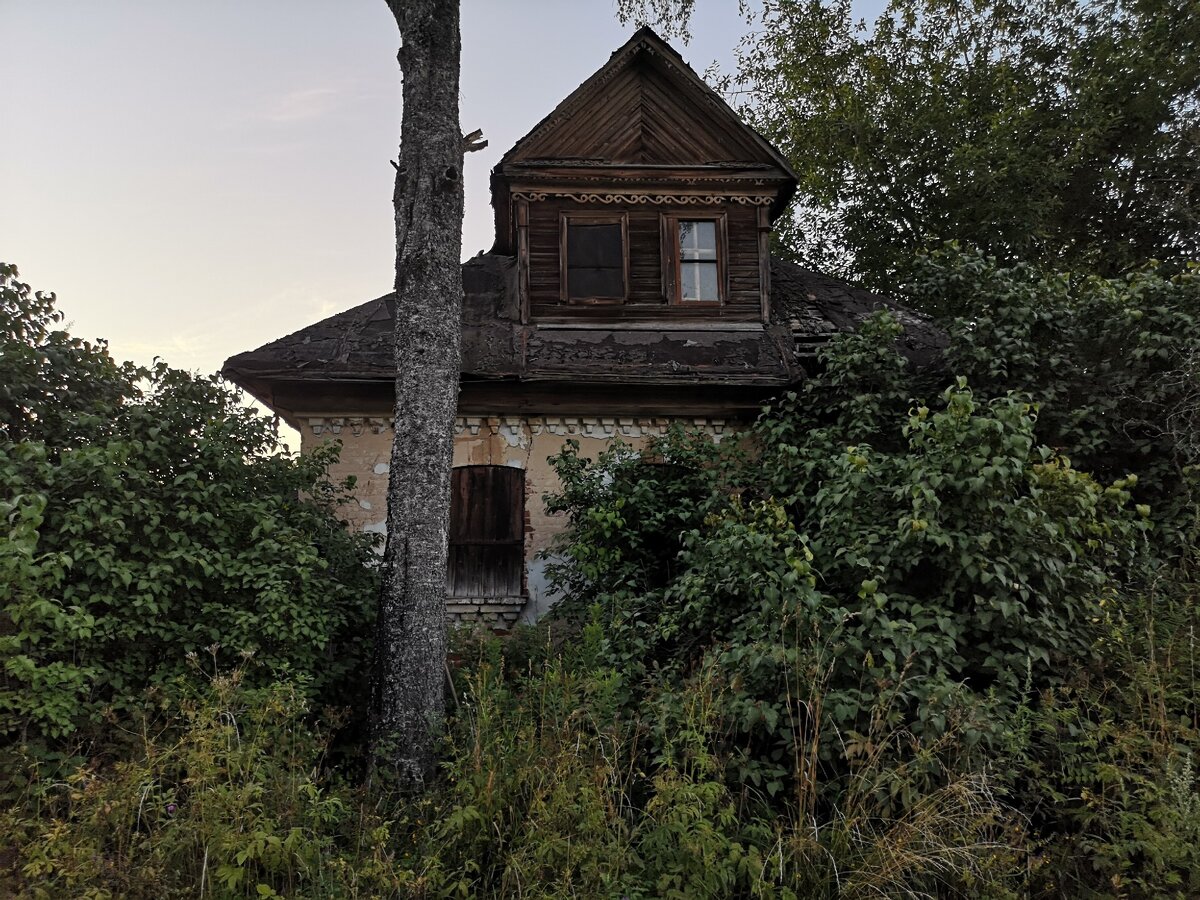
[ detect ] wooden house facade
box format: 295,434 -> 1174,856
222,28 -> 941,627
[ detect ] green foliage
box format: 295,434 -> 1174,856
5,242 -> 1198,896
0,264 -> 377,752
1002,561 -> 1200,898
913,246 -> 1200,547
732,0 -> 1200,289
548,319 -> 1143,775
0,263 -> 141,445
542,296 -> 1200,894
422,633 -> 1018,898
2,648 -> 1020,898
2,667 -> 408,899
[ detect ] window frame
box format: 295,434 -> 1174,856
661,212 -> 727,307
559,211 -> 630,305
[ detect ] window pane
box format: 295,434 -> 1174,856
680,261 -> 698,301
567,222 -> 625,302
568,222 -> 622,266
697,260 -> 719,300
679,220 -> 717,260
681,261 -> 719,302
568,266 -> 624,298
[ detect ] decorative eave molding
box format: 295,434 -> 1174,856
302,415 -> 732,440
305,416 -> 391,436
512,191 -> 774,207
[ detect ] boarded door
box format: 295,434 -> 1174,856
447,466 -> 524,598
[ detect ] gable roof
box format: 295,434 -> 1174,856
498,27 -> 796,179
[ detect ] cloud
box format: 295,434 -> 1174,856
266,86 -> 340,124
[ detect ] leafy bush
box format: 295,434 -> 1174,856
548,318 -> 1144,770
541,294 -> 1200,894
1,644 -> 1021,899
0,264 -> 378,752
911,247 -> 1200,549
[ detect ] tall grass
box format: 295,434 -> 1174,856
1,637 -> 1023,898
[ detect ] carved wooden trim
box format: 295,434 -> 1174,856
513,191 -> 773,207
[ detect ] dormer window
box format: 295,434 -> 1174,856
664,214 -> 726,306
560,212 -> 628,303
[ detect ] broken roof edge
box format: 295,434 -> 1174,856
220,256 -> 946,411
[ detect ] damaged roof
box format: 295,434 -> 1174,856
221,252 -> 944,406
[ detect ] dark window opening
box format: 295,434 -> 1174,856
562,215 -> 627,302
447,465 -> 524,598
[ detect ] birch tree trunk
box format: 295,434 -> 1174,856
371,0 -> 463,788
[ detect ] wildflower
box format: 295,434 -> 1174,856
167,803 -> 177,815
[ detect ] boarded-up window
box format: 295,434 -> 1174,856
447,466 -> 524,598
560,213 -> 628,302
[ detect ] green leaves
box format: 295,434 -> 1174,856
734,0 -> 1200,290
0,267 -> 379,750
544,301 -> 1158,823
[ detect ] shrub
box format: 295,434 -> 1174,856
548,320 -> 1144,773
0,264 -> 378,754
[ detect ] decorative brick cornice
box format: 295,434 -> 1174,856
304,416 -> 390,436
452,415 -> 729,439
301,415 -> 733,440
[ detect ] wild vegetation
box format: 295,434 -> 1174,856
726,0 -> 1200,290
4,0 -> 1200,894
3,249 -> 1198,896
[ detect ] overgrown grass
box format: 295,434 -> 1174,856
2,631 -> 1026,899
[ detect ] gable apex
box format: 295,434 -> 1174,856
497,27 -> 797,178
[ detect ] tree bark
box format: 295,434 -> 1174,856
371,0 -> 463,788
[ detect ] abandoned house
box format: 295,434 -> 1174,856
221,27 -> 941,628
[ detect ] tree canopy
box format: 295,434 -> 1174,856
730,0 -> 1200,290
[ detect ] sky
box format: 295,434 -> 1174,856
1,1 -> 885,384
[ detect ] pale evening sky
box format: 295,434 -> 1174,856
1,1 -> 882,384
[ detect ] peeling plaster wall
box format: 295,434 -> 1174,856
300,414 -> 732,625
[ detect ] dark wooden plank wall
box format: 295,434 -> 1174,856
447,466 -> 524,598
527,199 -> 763,321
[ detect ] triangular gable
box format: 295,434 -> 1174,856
499,27 -> 796,174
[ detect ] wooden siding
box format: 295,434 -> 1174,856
447,466 -> 524,598
526,198 -> 763,322
513,54 -> 770,166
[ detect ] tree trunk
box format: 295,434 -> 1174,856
371,0 -> 463,788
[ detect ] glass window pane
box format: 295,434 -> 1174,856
567,221 -> 623,298
679,220 -> 697,252
680,262 -> 698,301
568,223 -> 622,268
679,220 -> 717,260
569,266 -> 623,298
697,260 -> 719,300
